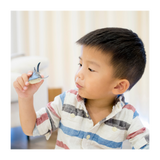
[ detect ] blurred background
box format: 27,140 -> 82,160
11,11 -> 149,149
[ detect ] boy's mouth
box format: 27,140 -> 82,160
76,83 -> 83,89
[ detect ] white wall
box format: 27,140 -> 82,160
11,11 -> 149,124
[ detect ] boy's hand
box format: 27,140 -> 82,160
13,71 -> 44,99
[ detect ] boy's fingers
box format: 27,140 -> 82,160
17,76 -> 25,90
25,81 -> 29,86
14,79 -> 23,91
22,73 -> 29,86
22,71 -> 32,86
23,86 -> 28,90
27,71 -> 33,77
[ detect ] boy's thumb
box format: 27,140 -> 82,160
35,79 -> 44,89
39,79 -> 44,86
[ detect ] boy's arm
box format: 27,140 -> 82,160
140,134 -> 152,152
18,96 -> 36,136
32,92 -> 65,140
13,71 -> 44,136
126,110 -> 149,149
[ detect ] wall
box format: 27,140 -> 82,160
11,11 -> 149,124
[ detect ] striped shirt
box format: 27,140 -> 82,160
33,89 -> 149,149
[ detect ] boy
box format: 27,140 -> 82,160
13,27 -> 149,149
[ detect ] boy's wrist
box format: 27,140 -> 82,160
18,96 -> 33,102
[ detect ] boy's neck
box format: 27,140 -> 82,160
85,95 -> 116,112
85,95 -> 117,125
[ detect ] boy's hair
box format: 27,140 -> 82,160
76,27 -> 146,90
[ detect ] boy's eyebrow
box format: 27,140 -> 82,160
79,56 -> 100,67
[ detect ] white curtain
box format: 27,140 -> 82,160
11,11 -> 149,124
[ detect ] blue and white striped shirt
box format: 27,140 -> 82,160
33,89 -> 149,149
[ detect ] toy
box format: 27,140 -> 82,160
28,62 -> 49,84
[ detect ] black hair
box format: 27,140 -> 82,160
76,27 -> 146,90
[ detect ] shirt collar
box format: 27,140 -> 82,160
114,94 -> 126,108
103,94 -> 126,122
79,94 -> 126,123
77,93 -> 126,106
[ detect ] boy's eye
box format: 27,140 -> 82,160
78,63 -> 95,72
78,63 -> 82,67
88,68 -> 95,72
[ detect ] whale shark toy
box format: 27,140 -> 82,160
28,62 -> 49,84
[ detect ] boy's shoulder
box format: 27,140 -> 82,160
59,89 -> 84,106
122,103 -> 139,116
111,94 -> 139,122
115,102 -> 139,123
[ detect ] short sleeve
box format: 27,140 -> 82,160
32,92 -> 66,140
126,110 -> 149,149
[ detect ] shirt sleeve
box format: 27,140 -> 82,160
126,110 -> 149,149
32,92 -> 66,140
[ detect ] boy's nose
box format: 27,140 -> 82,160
76,67 -> 84,80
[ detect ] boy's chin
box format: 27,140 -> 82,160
77,90 -> 90,99
77,89 -> 85,98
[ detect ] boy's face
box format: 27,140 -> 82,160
75,46 -> 118,100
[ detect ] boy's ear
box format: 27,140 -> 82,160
112,79 -> 130,95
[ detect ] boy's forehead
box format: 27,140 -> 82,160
80,45 -> 112,65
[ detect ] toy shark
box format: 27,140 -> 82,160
28,62 -> 49,84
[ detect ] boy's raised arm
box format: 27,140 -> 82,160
13,71 -> 44,136
18,96 -> 36,136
